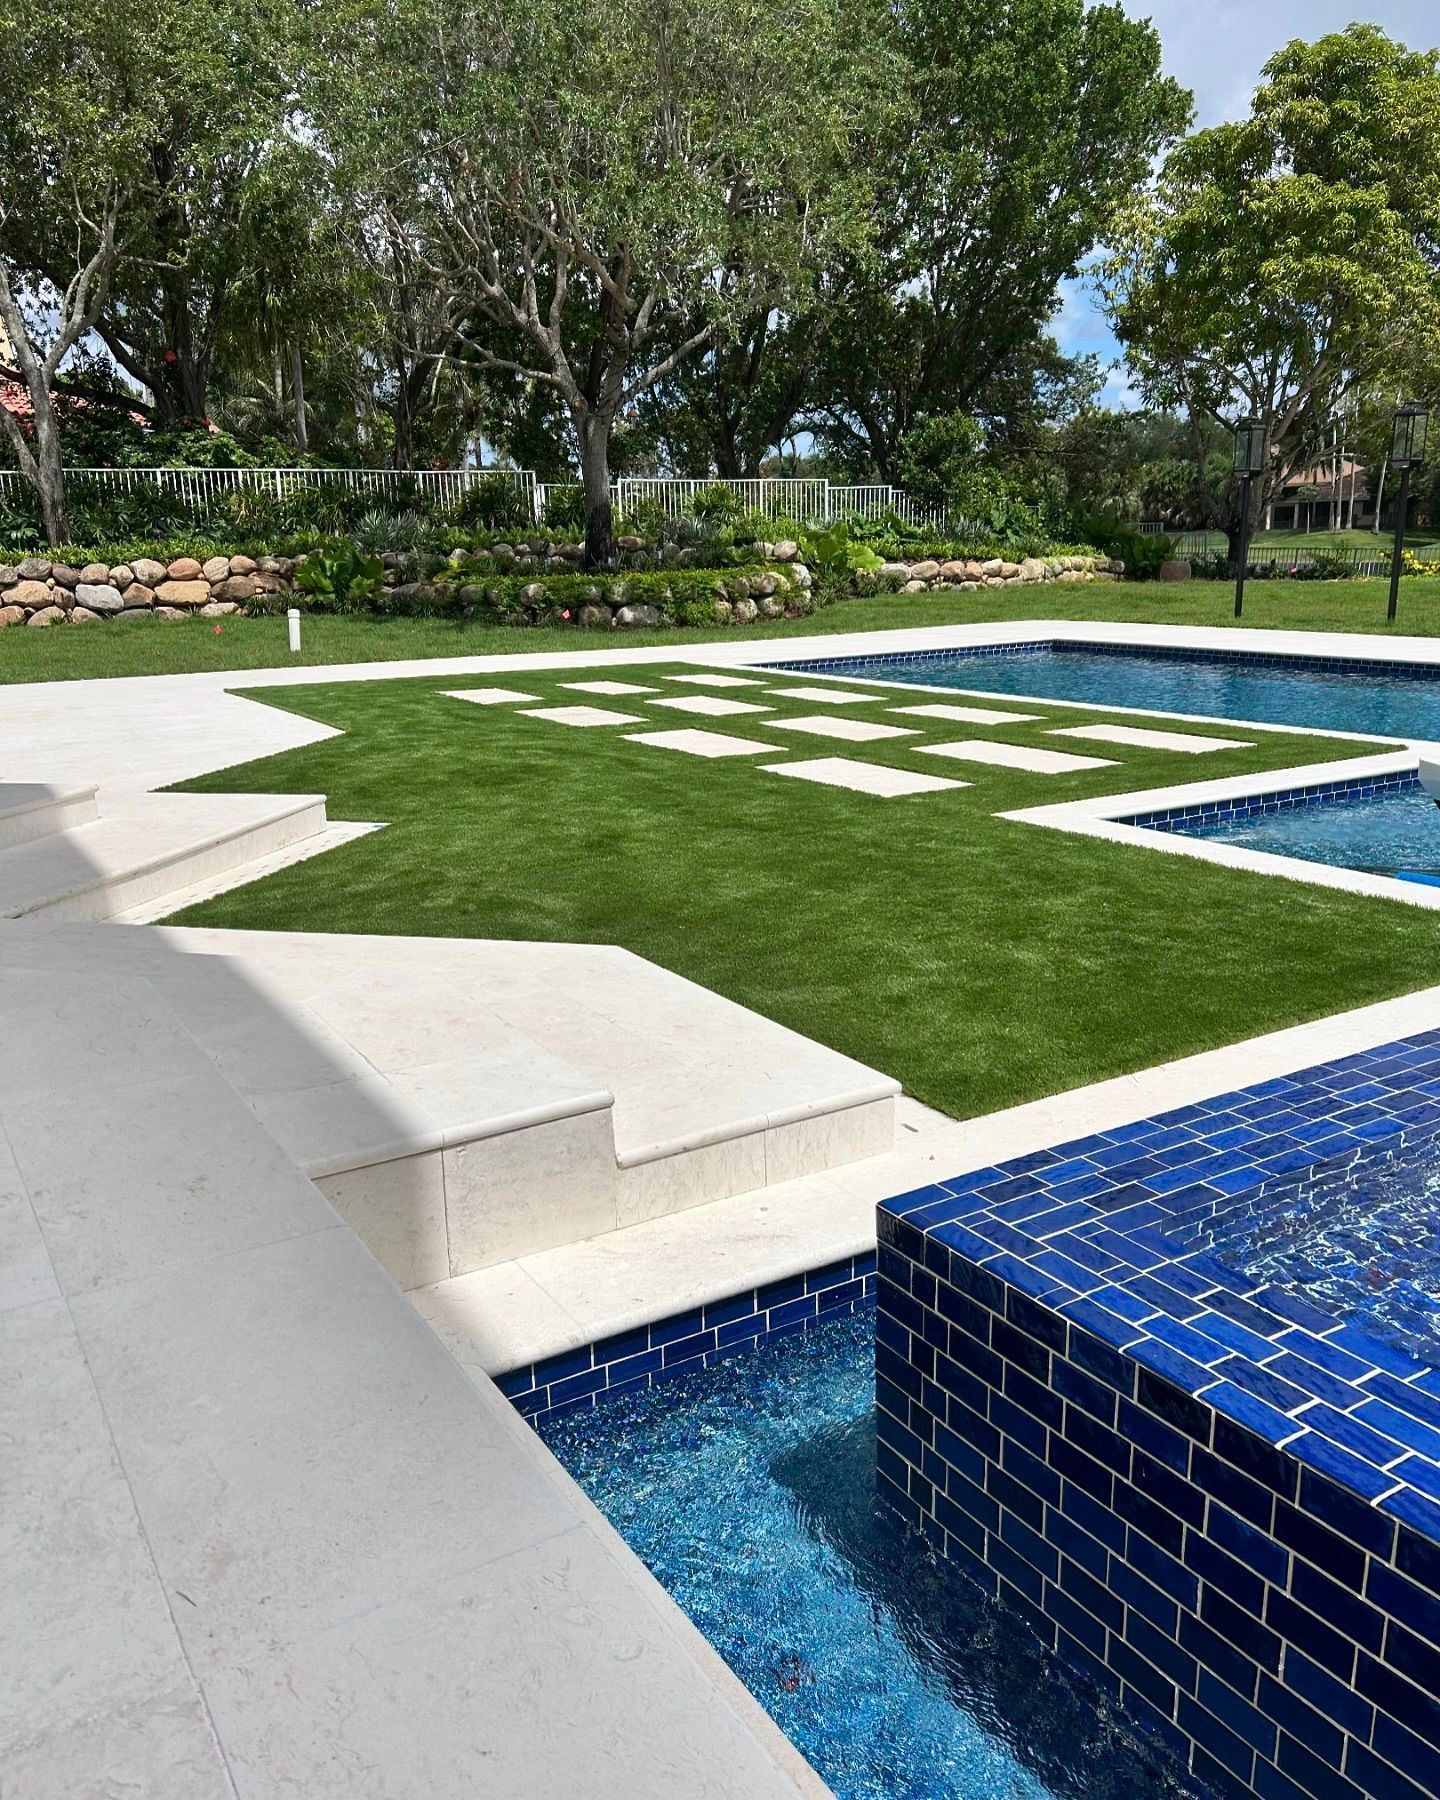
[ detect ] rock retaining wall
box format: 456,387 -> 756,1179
874,553 -> 1121,592
0,555 -> 294,626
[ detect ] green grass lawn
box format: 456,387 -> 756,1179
5,576 -> 1440,685
168,663 -> 1440,1122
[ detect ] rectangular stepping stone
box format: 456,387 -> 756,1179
767,686 -> 876,705
520,705 -> 645,727
625,729 -> 782,758
649,695 -> 772,717
917,738 -> 1115,774
665,672 -> 764,687
1049,723 -> 1253,754
561,680 -> 660,695
766,715 -> 917,742
441,687 -> 540,705
891,702 -> 1042,725
761,757 -> 968,797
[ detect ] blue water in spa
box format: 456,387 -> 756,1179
1178,785 -> 1440,876
1198,1144 -> 1440,1371
542,1311 -> 1193,1799
806,646 -> 1440,742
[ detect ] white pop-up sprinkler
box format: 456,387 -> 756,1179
287,607 -> 301,654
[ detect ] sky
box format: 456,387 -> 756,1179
1058,0 -> 1440,408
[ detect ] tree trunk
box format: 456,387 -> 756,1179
576,409 -> 615,567
392,364 -> 415,471
33,418 -> 70,546
289,343 -> 308,454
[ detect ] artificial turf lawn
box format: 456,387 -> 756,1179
169,662 -> 1440,1123
6,575 -> 1440,684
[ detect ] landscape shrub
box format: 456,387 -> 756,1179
1079,515 -> 1171,579
293,540 -> 386,610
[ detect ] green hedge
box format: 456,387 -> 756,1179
247,564 -> 808,628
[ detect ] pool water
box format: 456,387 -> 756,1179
1175,784 -> 1440,876
541,1311 -> 1194,1800
1197,1145 -> 1440,1370
799,645 -> 1440,741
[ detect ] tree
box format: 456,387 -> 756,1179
1104,25 -> 1440,560
327,0 -> 882,561
805,0 -> 1189,477
0,0 -> 165,540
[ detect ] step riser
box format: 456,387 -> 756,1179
13,800 -> 329,922
0,791 -> 98,851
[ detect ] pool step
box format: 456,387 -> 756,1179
0,790 -> 329,921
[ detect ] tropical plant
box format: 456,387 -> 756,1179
293,538 -> 384,608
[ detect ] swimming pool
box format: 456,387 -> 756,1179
542,1309 -> 1194,1800
779,644 -> 1440,741
1170,781 -> 1440,877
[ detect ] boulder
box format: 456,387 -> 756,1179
0,565 -> 17,588
166,556 -> 204,580
228,554 -> 257,576
771,539 -> 799,561
154,605 -> 187,620
48,563 -> 80,589
10,579 -> 52,611
1018,557 -> 1047,583
26,605 -> 65,627
732,598 -> 759,625
211,575 -> 260,604
155,579 -> 210,607
939,560 -> 968,580
616,602 -> 663,627
616,534 -> 645,553
999,561 -> 1021,579
79,562 -> 110,584
1159,559 -> 1192,582
201,555 -> 231,584
130,557 -> 166,585
908,559 -> 941,581
200,600 -> 239,616
711,599 -> 734,625
903,579 -> 928,593
115,607 -> 154,621
74,582 -> 124,615
257,555 -> 294,577
109,564 -> 134,589
981,558 -> 1004,576
757,596 -> 785,619
249,571 -> 286,593
576,604 -> 612,628
68,606 -> 101,624
728,575 -> 751,599
554,542 -> 584,561
0,604 -> 24,627
490,543 -> 516,560
879,562 -> 910,582
17,557 -> 51,581
750,572 -> 779,597
121,583 -> 155,607
790,562 -> 811,589
964,561 -> 986,580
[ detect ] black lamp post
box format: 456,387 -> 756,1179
1387,400 -> 1431,623
1231,417 -> 1267,619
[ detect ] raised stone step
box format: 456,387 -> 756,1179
0,782 -> 98,851
0,791 -> 328,921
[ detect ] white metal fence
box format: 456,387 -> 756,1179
1,464 -> 970,532
0,464 -> 537,513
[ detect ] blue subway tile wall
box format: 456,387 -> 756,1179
875,1030 -> 1440,1800
497,1252 -> 876,1424
1122,770 -> 1420,835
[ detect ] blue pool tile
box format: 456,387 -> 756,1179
1203,1383 -> 1297,1447
1304,1403 -> 1405,1471
1287,1431 -> 1395,1500
1357,1400 -> 1440,1463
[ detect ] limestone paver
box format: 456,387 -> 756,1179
561,679 -> 661,695
520,705 -> 645,726
766,714 -> 917,743
664,672 -> 764,687
1050,722 -> 1253,753
440,687 -> 539,705
891,703 -> 1043,725
766,686 -> 876,705
648,695 -> 772,717
625,728 -> 783,758
917,738 -> 1116,774
759,757 -> 967,797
